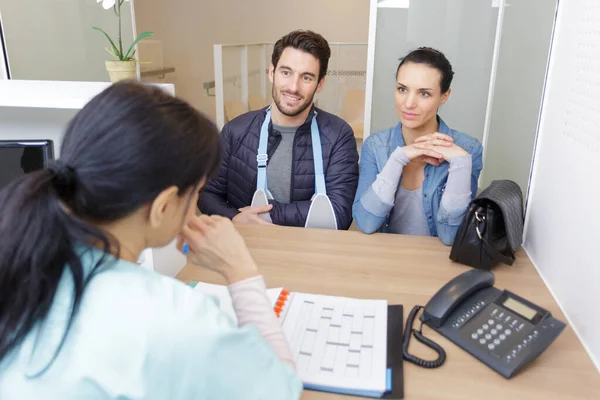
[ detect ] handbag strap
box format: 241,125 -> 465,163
480,235 -> 515,266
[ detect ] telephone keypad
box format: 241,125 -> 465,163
463,304 -> 539,365
505,331 -> 540,363
451,301 -> 487,329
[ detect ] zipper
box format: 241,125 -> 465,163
289,122 -> 312,201
289,127 -> 299,201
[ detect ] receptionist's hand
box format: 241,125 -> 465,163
179,215 -> 259,284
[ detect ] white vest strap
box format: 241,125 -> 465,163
252,107 -> 337,230
250,189 -> 273,223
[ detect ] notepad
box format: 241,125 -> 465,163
192,283 -> 389,397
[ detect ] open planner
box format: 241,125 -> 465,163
192,282 -> 391,398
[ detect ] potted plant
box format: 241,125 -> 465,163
93,0 -> 154,82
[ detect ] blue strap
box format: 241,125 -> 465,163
310,114 -> 326,195
256,108 -> 326,196
256,108 -> 271,193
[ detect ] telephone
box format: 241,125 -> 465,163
403,269 -> 566,378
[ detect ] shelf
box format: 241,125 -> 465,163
0,80 -> 174,109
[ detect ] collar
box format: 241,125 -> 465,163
262,104 -> 317,135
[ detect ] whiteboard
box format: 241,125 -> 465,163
524,0 -> 600,371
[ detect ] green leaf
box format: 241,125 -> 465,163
104,47 -> 119,59
123,31 -> 154,60
93,26 -> 123,60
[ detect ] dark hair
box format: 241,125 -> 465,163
0,81 -> 221,373
271,30 -> 331,82
396,47 -> 454,93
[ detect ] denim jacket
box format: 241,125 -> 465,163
352,117 -> 483,245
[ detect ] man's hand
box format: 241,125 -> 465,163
232,204 -> 273,225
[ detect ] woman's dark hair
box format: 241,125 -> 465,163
396,47 -> 454,93
271,30 -> 331,82
0,81 -> 221,373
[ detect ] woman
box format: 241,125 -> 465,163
0,82 -> 302,399
353,47 -> 483,245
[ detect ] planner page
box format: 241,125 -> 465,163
280,292 -> 388,393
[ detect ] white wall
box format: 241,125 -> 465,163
524,0 -> 600,371
0,107 -> 75,157
0,0 -> 134,81
480,0 -> 557,193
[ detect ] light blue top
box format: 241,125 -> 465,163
352,117 -> 483,245
0,248 -> 302,399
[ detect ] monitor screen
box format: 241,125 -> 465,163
0,140 -> 54,190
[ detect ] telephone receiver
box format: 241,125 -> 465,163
421,269 -> 495,328
404,269 -> 566,379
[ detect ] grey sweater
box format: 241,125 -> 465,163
373,147 -> 472,235
266,124 -> 298,203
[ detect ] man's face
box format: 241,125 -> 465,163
269,47 -> 325,118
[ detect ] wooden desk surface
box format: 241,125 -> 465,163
177,224 -> 600,400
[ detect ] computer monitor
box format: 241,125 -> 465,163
0,140 -> 54,190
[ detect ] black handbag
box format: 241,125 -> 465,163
449,180 -> 524,270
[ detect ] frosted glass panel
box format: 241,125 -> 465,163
480,0 -> 558,194
0,0 -> 135,81
370,0 -> 498,142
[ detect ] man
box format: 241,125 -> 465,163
199,30 -> 359,229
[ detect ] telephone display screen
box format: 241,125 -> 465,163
503,297 -> 537,320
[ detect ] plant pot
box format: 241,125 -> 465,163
105,60 -> 137,83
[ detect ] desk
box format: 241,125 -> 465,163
176,224 -> 600,399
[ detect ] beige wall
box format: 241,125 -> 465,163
134,0 -> 369,120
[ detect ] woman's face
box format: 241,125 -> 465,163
394,62 -> 450,130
